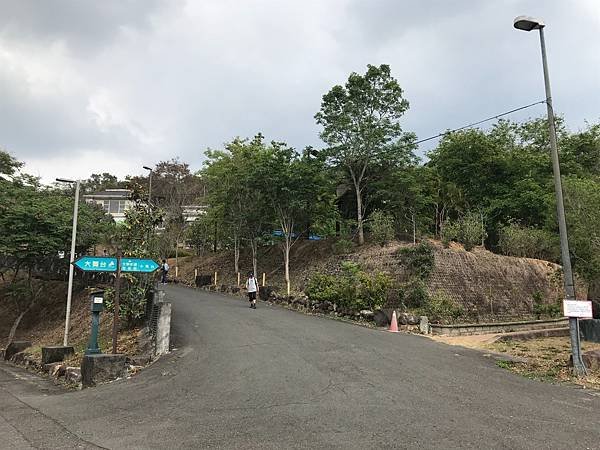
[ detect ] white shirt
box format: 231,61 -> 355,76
246,277 -> 258,293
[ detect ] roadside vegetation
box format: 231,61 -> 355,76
489,337 -> 600,389
2,62 -> 600,347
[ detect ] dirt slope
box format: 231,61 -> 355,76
0,280 -> 139,358
173,239 -> 580,322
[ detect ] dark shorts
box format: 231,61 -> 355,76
248,291 -> 257,301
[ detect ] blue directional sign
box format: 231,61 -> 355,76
120,258 -> 160,273
73,256 -> 118,272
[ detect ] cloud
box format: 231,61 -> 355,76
0,0 -> 598,183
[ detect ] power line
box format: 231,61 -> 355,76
415,100 -> 547,145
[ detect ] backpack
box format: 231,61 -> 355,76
163,262 -> 170,272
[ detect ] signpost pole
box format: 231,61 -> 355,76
63,180 -> 80,346
112,250 -> 122,354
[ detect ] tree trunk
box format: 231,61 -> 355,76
434,204 -> 439,239
250,238 -> 258,278
7,308 -> 30,344
11,262 -> 21,284
354,181 -> 364,245
213,221 -> 218,252
284,239 -> 291,296
233,234 -> 240,274
7,291 -> 38,345
589,279 -> 600,319
412,211 -> 416,245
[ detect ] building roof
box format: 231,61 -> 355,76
83,189 -> 132,199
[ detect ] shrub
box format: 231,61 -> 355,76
498,222 -> 559,261
532,290 -> 562,319
423,291 -> 464,322
305,262 -> 393,311
305,273 -> 339,304
441,211 -> 486,251
402,280 -> 429,309
368,209 -> 395,246
398,242 -> 435,280
103,274 -> 151,328
332,237 -> 354,255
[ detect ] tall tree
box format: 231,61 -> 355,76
259,144 -> 335,294
315,64 -> 414,245
203,135 -> 272,276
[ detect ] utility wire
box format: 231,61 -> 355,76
414,100 -> 547,145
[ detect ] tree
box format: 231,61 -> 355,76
259,145 -> 335,294
315,64 -> 414,245
0,156 -> 114,341
0,150 -> 23,178
203,135 -> 273,275
562,177 -> 600,317
80,172 -> 121,194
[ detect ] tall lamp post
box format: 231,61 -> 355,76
143,166 -> 153,205
513,16 -> 586,375
56,178 -> 81,347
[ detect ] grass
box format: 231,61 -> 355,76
488,337 -> 600,389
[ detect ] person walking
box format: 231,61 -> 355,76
246,272 -> 259,309
161,259 -> 170,284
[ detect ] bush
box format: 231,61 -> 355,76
332,237 -> 354,255
368,209 -> 395,246
498,222 -> 559,261
398,242 -> 435,280
304,273 -> 339,304
305,262 -> 393,311
422,291 -> 464,322
103,274 -> 151,328
402,280 -> 429,309
532,290 -> 561,319
441,211 -> 486,251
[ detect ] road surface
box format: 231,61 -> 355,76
1,285 -> 599,449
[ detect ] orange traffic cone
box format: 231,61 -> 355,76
388,310 -> 399,333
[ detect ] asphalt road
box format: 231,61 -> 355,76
1,284 -> 599,449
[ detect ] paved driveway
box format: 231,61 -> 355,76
1,285 -> 599,449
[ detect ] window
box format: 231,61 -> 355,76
101,200 -> 110,212
118,200 -> 127,213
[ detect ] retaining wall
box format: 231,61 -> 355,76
430,318 -> 568,336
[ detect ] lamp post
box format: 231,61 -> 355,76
56,178 -> 81,347
514,16 -> 586,375
143,166 -> 153,205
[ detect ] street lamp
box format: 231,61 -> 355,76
143,166 -> 153,205
56,177 -> 81,347
514,16 -> 586,375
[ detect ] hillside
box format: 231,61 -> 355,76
0,280 -> 142,361
174,239 -> 584,322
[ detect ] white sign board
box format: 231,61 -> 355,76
563,300 -> 593,318
93,297 -> 103,304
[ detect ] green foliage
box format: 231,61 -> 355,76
563,177 -> 600,283
532,291 -> 561,319
114,201 -> 163,258
397,242 -> 435,280
0,150 -> 23,177
402,280 -> 429,309
332,237 -> 354,255
421,291 -> 464,322
498,222 -> 559,261
305,262 -> 393,311
185,215 -> 215,255
368,209 -> 395,246
103,274 -> 149,327
441,211 -> 486,251
315,64 -> 415,244
0,177 -> 113,272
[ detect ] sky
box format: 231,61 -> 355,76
1,0 -> 598,184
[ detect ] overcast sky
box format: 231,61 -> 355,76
1,0 -> 598,183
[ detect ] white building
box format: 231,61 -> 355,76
83,189 -> 134,223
